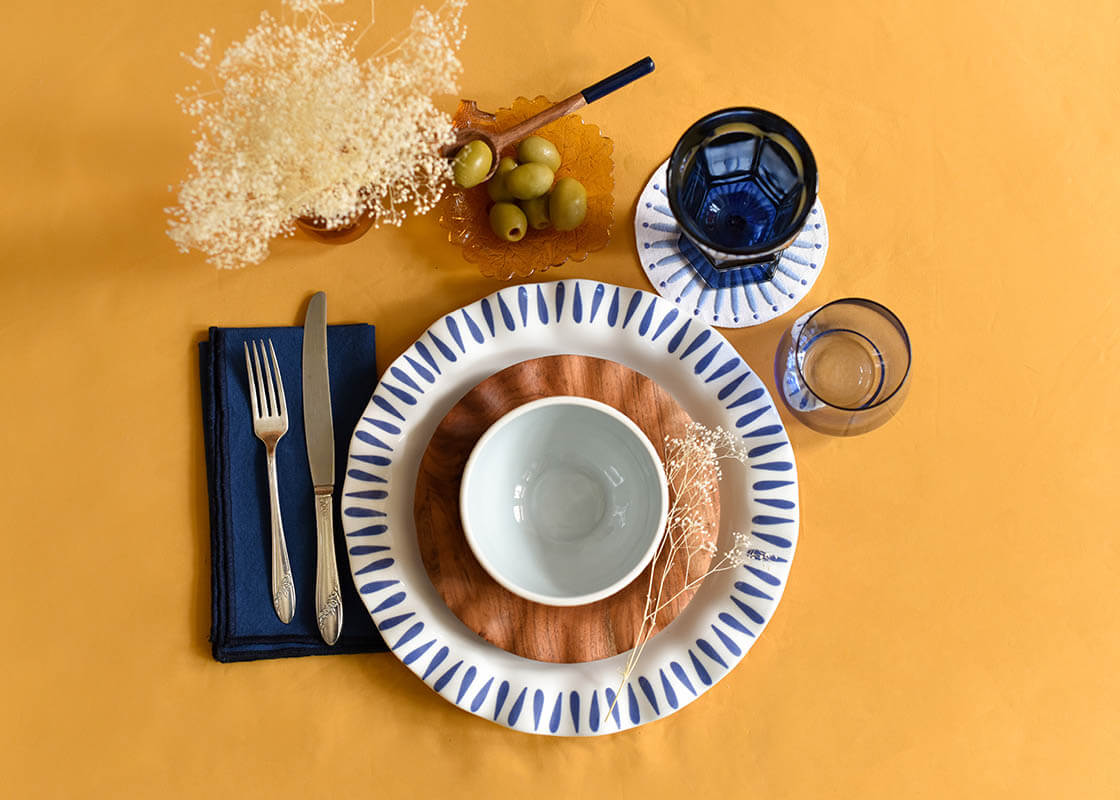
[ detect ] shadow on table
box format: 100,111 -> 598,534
189,334 -> 214,660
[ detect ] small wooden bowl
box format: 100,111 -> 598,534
414,355 -> 717,664
294,211 -> 376,244
435,97 -> 615,281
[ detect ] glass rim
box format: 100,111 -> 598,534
666,106 -> 819,258
793,297 -> 912,413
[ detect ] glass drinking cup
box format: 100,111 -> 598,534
774,298 -> 911,436
666,107 -> 818,288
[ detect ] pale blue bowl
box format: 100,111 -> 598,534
460,396 -> 669,607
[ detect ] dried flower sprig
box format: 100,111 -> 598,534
167,0 -> 467,269
607,422 -> 772,721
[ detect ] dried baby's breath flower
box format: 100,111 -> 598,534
167,0 -> 467,269
607,422 -> 770,722
286,0 -> 343,12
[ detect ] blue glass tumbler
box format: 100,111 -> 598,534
666,108 -> 818,288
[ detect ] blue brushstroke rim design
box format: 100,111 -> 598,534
340,279 -> 799,736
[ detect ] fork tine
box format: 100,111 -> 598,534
267,339 -> 287,420
258,340 -> 279,418
259,338 -> 280,416
244,342 -> 260,418
251,340 -> 270,416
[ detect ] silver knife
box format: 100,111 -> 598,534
302,291 -> 343,645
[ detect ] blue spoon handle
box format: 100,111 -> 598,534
580,57 -> 655,104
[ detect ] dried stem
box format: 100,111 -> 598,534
604,423 -> 768,725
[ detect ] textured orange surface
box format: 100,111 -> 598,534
1,0 -> 1117,797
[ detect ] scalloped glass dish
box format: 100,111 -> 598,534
436,96 -> 614,280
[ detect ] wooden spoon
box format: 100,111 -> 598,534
441,56 -> 655,181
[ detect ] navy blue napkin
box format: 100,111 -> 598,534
200,324 -> 388,662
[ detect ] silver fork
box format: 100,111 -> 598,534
244,339 -> 296,624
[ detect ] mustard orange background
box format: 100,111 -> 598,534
1,0 -> 1117,797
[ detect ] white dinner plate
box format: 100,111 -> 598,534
341,279 -> 799,735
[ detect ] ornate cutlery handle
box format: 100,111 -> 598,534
314,489 -> 343,645
266,447 -> 296,624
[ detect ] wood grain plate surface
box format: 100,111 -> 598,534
414,355 -> 717,663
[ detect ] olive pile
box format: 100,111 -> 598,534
452,135 -> 588,242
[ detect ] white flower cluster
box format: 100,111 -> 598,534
167,0 -> 467,268
661,421 -> 751,561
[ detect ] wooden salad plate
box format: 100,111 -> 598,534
414,355 -> 718,663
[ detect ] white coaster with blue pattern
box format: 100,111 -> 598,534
341,280 -> 799,735
635,161 -> 829,328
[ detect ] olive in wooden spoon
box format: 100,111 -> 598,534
445,56 -> 655,185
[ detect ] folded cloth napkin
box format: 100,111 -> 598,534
200,324 -> 388,662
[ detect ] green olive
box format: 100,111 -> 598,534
489,202 -> 528,242
451,140 -> 493,188
549,177 -> 587,230
486,157 -> 518,202
516,136 -> 562,172
520,195 -> 551,230
506,162 -> 554,200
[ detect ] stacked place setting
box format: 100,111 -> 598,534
340,279 -> 800,735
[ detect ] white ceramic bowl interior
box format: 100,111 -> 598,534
459,396 -> 669,606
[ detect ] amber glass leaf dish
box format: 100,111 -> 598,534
436,96 -> 614,280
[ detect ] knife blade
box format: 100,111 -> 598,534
302,291 -> 342,645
